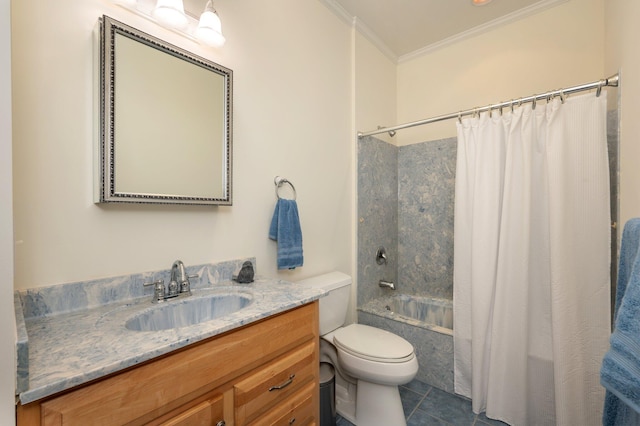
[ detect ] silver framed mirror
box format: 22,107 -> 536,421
96,15 -> 232,205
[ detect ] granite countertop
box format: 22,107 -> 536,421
15,261 -> 325,405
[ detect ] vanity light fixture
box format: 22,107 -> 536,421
110,0 -> 226,48
152,0 -> 189,29
472,0 -> 493,5
195,1 -> 226,47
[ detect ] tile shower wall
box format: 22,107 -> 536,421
358,109 -> 618,306
358,135 -> 456,304
608,109 -> 619,312
357,137 -> 398,306
398,138 -> 457,298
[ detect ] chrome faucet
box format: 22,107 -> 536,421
379,280 -> 396,290
143,260 -> 199,303
171,260 -> 199,296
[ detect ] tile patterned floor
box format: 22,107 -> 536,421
335,379 -> 509,426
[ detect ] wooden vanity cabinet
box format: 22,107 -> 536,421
16,302 -> 319,426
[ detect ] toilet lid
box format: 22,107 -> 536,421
332,324 -> 415,363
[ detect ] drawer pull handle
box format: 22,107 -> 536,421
269,374 -> 295,391
216,422 -> 226,426
289,418 -> 296,425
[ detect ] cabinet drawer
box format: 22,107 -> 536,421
235,341 -> 316,425
247,381 -> 315,426
157,394 -> 224,426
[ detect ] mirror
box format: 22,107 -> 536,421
96,15 -> 232,205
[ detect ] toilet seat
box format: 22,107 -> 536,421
332,324 -> 415,363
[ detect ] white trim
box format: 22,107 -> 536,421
0,0 -> 16,421
349,22 -> 358,325
398,0 -> 568,63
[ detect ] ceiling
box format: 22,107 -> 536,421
320,0 -> 567,62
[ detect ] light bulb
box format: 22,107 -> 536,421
195,1 -> 226,47
152,0 -> 188,29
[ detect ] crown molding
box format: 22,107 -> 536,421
398,0 -> 568,63
319,0 -> 568,65
317,0 -> 398,63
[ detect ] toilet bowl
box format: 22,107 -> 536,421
297,272 -> 418,426
333,324 -> 418,386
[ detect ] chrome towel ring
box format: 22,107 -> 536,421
274,176 -> 297,200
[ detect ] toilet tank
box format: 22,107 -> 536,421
297,271 -> 351,335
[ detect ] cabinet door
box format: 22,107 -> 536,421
158,394 -> 224,426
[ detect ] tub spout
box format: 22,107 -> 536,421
379,280 -> 395,290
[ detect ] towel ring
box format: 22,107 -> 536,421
274,176 -> 297,200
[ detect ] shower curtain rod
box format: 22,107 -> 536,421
357,73 -> 620,139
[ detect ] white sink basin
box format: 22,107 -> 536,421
125,292 -> 253,332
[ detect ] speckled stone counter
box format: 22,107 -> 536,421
15,258 -> 325,404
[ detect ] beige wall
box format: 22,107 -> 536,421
355,30 -> 397,145
396,0 -> 606,146
606,0 -> 640,232
2,0 -> 16,421
11,0 -> 354,289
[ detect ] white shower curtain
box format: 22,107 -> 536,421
453,92 -> 611,426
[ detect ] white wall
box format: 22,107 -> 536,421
396,0 -> 606,146
355,30 -> 397,145
1,0 -> 16,421
11,0 -> 353,290
605,0 -> 640,232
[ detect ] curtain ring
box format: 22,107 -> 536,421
596,80 -> 604,97
532,96 -> 537,110
559,89 -> 566,104
499,103 -> 503,116
510,99 -> 515,113
458,112 -> 462,124
488,105 -> 493,118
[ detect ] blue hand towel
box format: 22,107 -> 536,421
601,218 -> 640,425
269,199 -> 303,270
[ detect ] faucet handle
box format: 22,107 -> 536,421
179,273 -> 198,295
143,279 -> 165,303
167,280 -> 179,297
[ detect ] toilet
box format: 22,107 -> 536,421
298,272 -> 418,426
